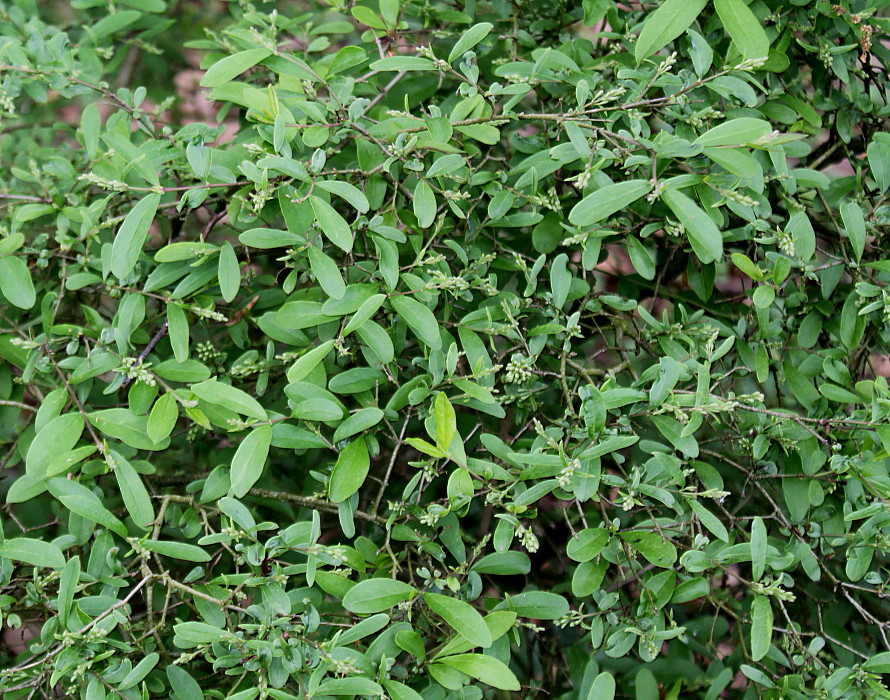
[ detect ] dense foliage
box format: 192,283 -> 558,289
0,0 -> 889,697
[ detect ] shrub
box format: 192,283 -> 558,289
0,0 -> 889,697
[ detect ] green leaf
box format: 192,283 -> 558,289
167,303 -> 190,362
496,591 -> 569,619
568,180 -> 652,226
751,516 -> 767,581
13,203 -> 53,224
286,340 -> 335,383
200,48 -> 272,88
332,407 -> 385,443
239,228 -> 306,249
434,392 -> 457,452
651,414 -> 699,457
113,452 -> 155,530
91,10 -> 141,38
634,0 -> 708,64
868,141 -> 890,191
46,478 -> 128,537
740,664 -> 774,689
731,252 -> 763,280
316,180 -> 370,214
155,242 -> 218,263
662,188 -> 723,263
0,233 -> 24,257
390,295 -> 442,350
173,621 -> 228,644
448,23 -> 494,63
671,576 -> 709,604
567,528 -> 610,562
0,255 -> 36,309
111,194 -> 161,280
342,578 -> 416,614
0,537 -> 66,569
167,666 -> 204,700
413,180 -> 436,229
456,124 -> 501,144
191,379 -> 268,420
218,497 -> 257,532
626,236 -> 655,280
751,285 -> 775,309
582,0 -> 611,27
714,0 -> 770,60
786,211 -> 815,261
26,413 -> 84,479
230,425 -> 272,498
550,253 -> 571,309
81,103 -> 100,159
688,499 -> 729,542
327,45 -> 367,76
56,555 -> 81,630
436,653 -> 520,691
424,592 -> 492,648
406,437 -> 447,459
620,531 -> 678,568
310,195 -> 353,253
471,551 -> 531,575
840,201 -> 866,263
307,245 -> 346,299
863,651 -> 890,674
703,146 -> 761,179
218,242 -> 240,303
147,392 -> 178,444
142,539 -> 211,562
383,680 -> 423,700
118,652 -> 159,690
694,118 -> 772,147
316,678 -> 385,696
750,595 -> 773,661
369,56 -> 437,71
818,382 -> 860,404
342,293 -> 386,337
329,436 -> 370,504
426,117 -> 453,144
587,672 -> 616,700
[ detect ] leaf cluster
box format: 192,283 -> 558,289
0,0 -> 889,699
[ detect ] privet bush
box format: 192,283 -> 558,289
0,0 -> 889,697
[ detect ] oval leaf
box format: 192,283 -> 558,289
569,180 -> 652,226
0,537 -> 66,569
635,0 -> 708,64
329,436 -> 370,504
390,295 -> 442,350
661,188 -> 723,263
424,592 -> 492,648
0,255 -> 36,309
111,194 -> 161,280
342,578 -> 416,614
230,425 -> 272,498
